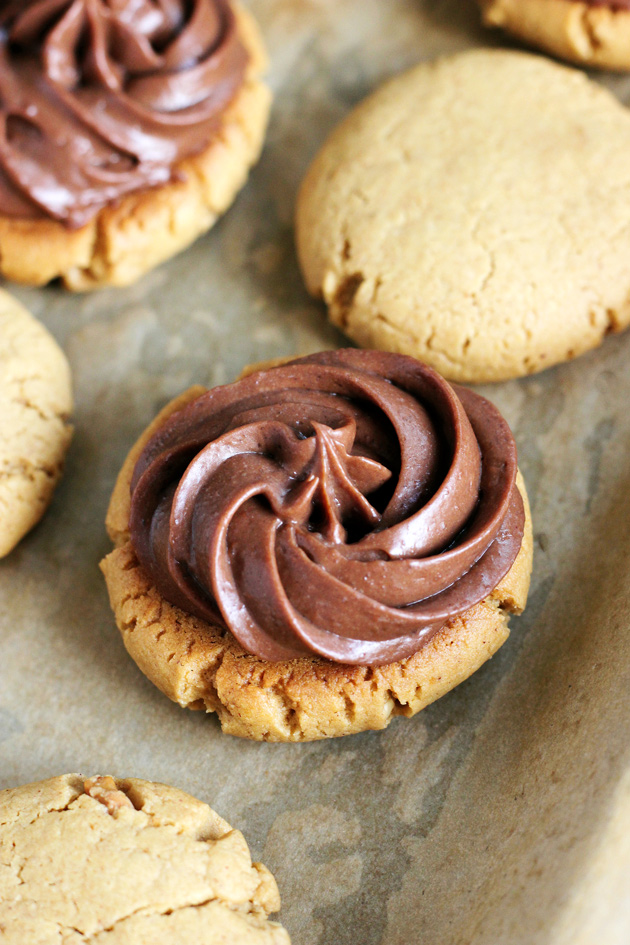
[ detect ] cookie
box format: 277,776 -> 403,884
296,49 -> 630,382
480,0 -> 630,71
101,351 -> 533,742
0,774 -> 290,944
0,3 -> 271,291
0,289 -> 73,557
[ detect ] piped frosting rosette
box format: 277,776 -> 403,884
0,0 -> 247,227
129,350 -> 525,666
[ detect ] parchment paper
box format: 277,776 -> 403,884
2,2 -> 630,942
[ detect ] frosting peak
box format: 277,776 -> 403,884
0,0 -> 248,227
129,351 -> 525,666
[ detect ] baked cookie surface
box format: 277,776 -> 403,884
296,49 -> 630,382
0,774 -> 290,944
0,6 -> 271,291
480,0 -> 630,71
0,290 -> 73,557
101,382 -> 533,742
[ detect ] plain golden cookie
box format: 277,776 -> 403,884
296,49 -> 630,382
100,385 -> 533,743
0,774 -> 290,944
0,7 -> 271,291
0,290 -> 73,557
480,0 -> 630,70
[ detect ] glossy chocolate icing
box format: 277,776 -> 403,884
0,0 -> 248,228
129,350 -> 525,666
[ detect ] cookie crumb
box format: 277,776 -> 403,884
84,776 -> 133,814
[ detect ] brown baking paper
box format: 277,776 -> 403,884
1,2 -> 630,943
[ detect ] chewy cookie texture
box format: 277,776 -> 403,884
101,355 -> 533,742
0,289 -> 72,557
480,0 -> 630,71
0,774 -> 290,944
296,49 -> 630,382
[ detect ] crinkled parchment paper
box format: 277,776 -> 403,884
2,1 -> 630,942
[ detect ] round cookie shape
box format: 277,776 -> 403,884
0,774 -> 290,944
0,289 -> 73,557
0,4 -> 271,290
480,0 -> 630,71
100,364 -> 533,742
296,49 -> 630,382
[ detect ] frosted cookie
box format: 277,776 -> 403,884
0,773 -> 289,944
0,289 -> 72,557
480,0 -> 630,71
296,50 -> 630,382
101,350 -> 532,742
0,2 -> 271,290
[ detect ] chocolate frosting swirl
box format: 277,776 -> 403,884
0,0 -> 248,228
129,350 -> 525,666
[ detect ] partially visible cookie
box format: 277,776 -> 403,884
480,0 -> 630,71
0,4 -> 271,291
0,774 -> 290,944
0,290 -> 73,557
296,49 -> 630,382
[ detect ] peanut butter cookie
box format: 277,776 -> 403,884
296,50 -> 630,382
480,0 -> 630,71
0,774 -> 290,944
0,289 -> 72,557
0,3 -> 271,290
101,352 -> 533,741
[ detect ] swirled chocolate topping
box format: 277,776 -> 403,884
0,0 -> 248,228
129,350 -> 525,666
